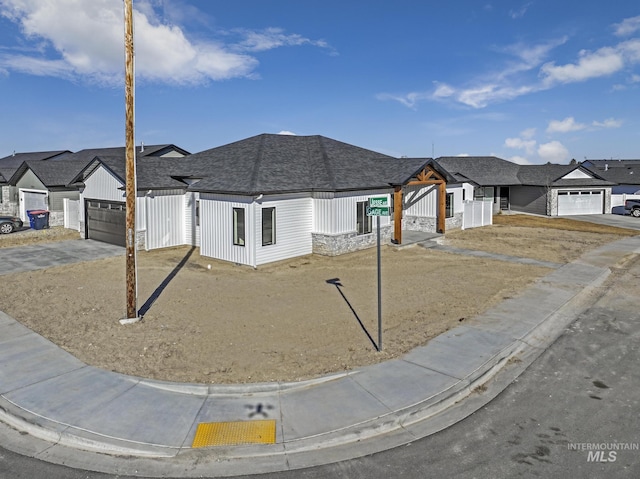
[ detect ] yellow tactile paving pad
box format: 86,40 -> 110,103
191,420 -> 276,448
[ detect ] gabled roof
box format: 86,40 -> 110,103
516,164 -> 613,187
434,156 -> 521,186
53,144 -> 190,163
0,150 -> 71,184
187,134 -> 429,194
9,158 -> 94,187
68,155 -> 187,190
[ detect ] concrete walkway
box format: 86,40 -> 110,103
0,235 -> 639,477
0,240 -> 123,276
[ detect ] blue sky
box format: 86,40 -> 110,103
0,1 -> 638,164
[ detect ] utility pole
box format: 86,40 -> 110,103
121,0 -> 139,324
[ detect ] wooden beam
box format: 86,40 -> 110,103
394,186 -> 402,244
437,181 -> 446,233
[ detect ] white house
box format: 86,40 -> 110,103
69,134 -> 459,267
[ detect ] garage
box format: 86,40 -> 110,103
86,199 -> 126,246
557,190 -> 604,216
19,189 -> 48,222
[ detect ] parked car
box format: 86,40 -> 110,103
624,199 -> 640,218
0,216 -> 23,234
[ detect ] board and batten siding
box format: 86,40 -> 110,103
403,184 -> 438,217
184,192 -> 200,247
83,166 -> 125,202
143,190 -> 185,250
313,190 -> 392,235
255,194 -> 313,266
199,193 -> 255,267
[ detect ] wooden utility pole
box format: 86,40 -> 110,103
122,0 -> 138,323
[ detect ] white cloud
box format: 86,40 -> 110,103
592,118 -> 623,128
277,130 -> 296,135
546,117 -> 587,133
0,0 -> 331,85
613,15 -> 640,37
520,127 -> 536,139
233,27 -> 334,54
509,2 -> 532,20
540,47 -> 624,84
504,137 -> 536,155
538,140 -> 570,163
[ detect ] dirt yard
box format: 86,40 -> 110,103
1,216 -> 637,384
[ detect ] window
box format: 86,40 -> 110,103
195,199 -> 200,227
262,207 -> 275,246
445,193 -> 454,218
233,207 -> 245,246
356,201 -> 372,235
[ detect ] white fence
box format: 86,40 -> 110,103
63,198 -> 80,231
611,193 -> 640,208
462,200 -> 493,230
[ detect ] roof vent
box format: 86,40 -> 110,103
605,163 -> 608,171
140,141 -> 144,152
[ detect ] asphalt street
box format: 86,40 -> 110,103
1,251 -> 638,479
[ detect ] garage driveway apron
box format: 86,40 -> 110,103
0,240 -> 123,276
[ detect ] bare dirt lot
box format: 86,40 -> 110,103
1,216 -> 637,384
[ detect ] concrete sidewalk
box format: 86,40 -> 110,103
0,236 -> 639,477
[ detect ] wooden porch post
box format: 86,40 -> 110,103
394,185 -> 402,244
437,181 -> 446,234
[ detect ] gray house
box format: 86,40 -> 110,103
0,150 -> 70,216
9,159 -> 93,226
435,156 -> 614,216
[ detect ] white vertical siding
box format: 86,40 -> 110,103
183,192 -> 200,246
144,190 -> 185,250
200,193 -> 254,266
403,184 -> 437,217
256,194 -> 313,266
83,167 -> 125,202
313,190 -> 392,234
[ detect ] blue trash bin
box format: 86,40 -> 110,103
27,210 -> 50,230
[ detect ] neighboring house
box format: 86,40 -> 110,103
582,160 -> 640,212
52,144 -> 190,163
0,150 -> 70,216
6,144 -> 190,227
435,156 -> 614,216
8,159 -> 93,225
69,134 -> 457,267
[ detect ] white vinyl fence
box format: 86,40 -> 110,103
611,193 -> 640,208
63,198 -> 80,231
462,200 -> 493,230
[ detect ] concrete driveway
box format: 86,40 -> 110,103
0,240 -> 123,276
565,213 -> 640,230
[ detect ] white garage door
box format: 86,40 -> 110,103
557,190 -> 603,216
19,189 -> 48,221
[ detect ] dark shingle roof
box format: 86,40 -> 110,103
69,155 -> 191,190
0,150 -> 71,184
53,144 -> 190,163
434,156 -> 521,186
9,159 -> 94,187
517,164 -> 613,187
583,161 -> 640,185
187,134 -> 429,194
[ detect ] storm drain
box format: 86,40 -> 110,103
191,420 -> 276,447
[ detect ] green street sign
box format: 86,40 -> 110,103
369,196 -> 389,208
367,206 -> 390,216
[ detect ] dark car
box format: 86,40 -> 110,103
0,216 -> 23,234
